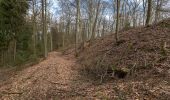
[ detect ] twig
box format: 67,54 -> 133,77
47,80 -> 67,86
129,63 -> 137,77
52,88 -> 86,97
96,48 -> 113,83
2,91 -> 23,95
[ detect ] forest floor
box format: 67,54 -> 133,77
0,52 -> 169,100
0,52 -> 89,99
0,19 -> 170,100
0,52 -> 123,100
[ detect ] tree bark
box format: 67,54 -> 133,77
32,0 -> 37,58
42,0 -> 48,58
75,0 -> 81,56
155,0 -> 160,23
13,39 -> 16,62
115,0 -> 120,43
146,0 -> 152,26
91,0 -> 101,40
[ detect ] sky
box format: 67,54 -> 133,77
50,0 -> 170,18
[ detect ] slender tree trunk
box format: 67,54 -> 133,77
143,0 -> 146,25
75,0 -> 80,56
42,0 -> 48,58
91,0 -> 101,40
32,0 -> 37,57
88,0 -> 93,41
1,52 -> 3,66
1,50 -> 4,66
13,39 -> 16,62
102,19 -> 105,37
49,14 -> 53,51
115,0 -> 120,43
120,1 -> 124,29
82,21 -> 86,44
63,31 -> 65,47
44,5 -> 47,55
155,0 -> 160,23
97,17 -> 102,35
146,0 -> 152,26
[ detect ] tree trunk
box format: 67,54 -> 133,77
42,0 -> 48,58
88,0 -> 93,41
155,0 -> 160,23
13,39 -> 16,62
146,0 -> 152,26
143,0 -> 147,25
49,14 -> 53,51
32,0 -> 37,58
75,0 -> 81,56
115,0 -> 120,43
91,0 -> 101,40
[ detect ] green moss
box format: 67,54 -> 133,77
111,65 -> 129,78
160,22 -> 170,28
95,91 -> 110,100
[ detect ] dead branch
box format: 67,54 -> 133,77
46,80 -> 68,86
2,91 -> 23,95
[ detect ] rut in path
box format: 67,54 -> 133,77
0,52 -> 94,99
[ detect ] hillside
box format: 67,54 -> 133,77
70,18 -> 170,99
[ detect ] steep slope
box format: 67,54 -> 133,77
79,18 -> 170,76
76,19 -> 170,99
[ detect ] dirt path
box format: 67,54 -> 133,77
0,52 -> 94,99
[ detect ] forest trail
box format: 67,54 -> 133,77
0,52 -> 93,99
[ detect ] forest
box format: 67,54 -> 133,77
0,0 -> 170,99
